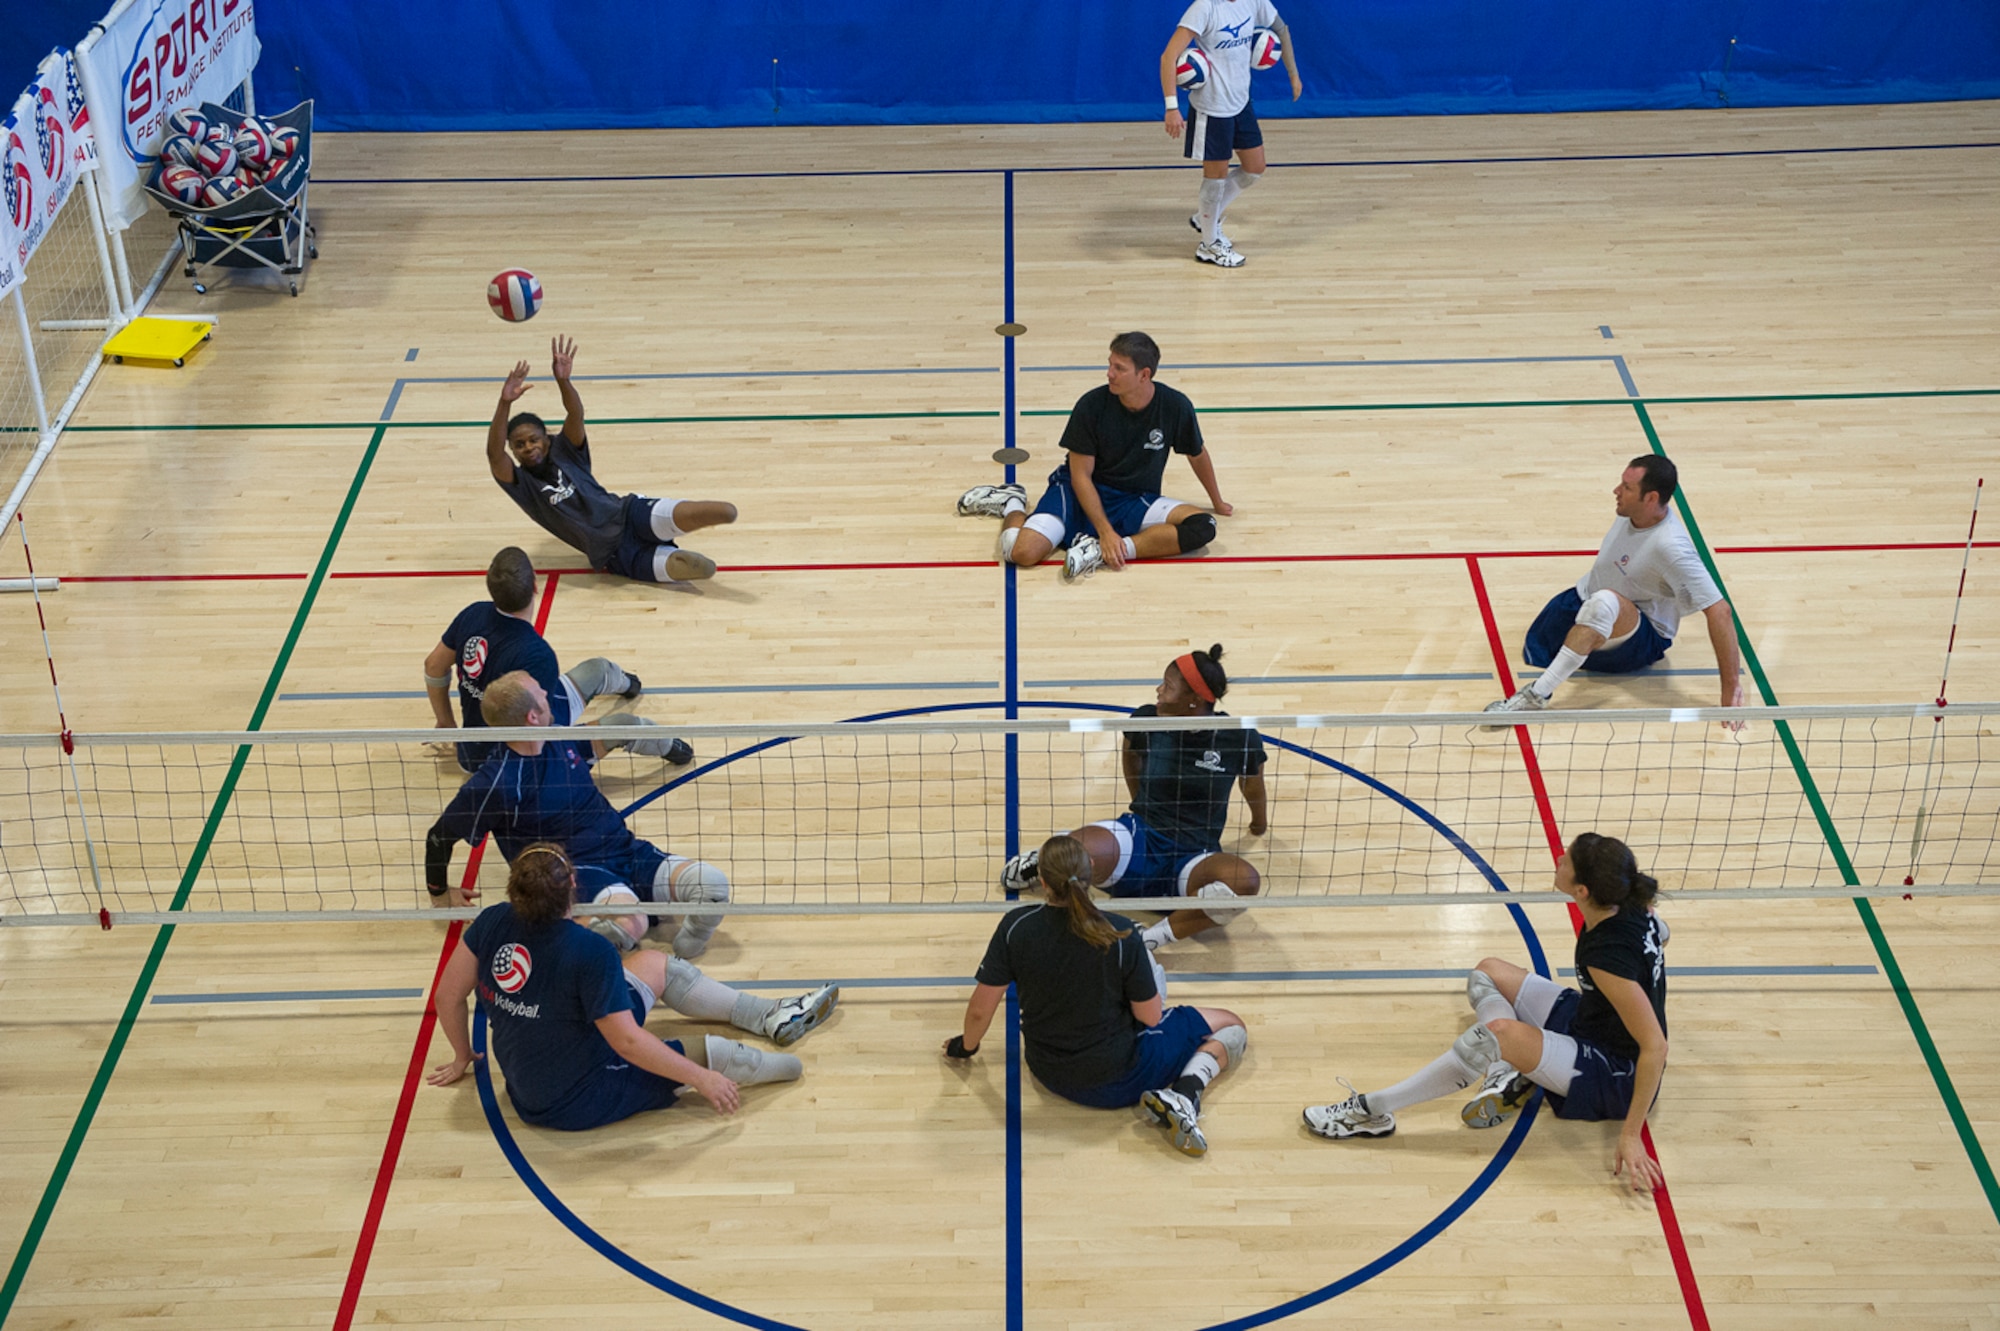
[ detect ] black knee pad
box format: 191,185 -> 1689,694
1177,513 -> 1217,553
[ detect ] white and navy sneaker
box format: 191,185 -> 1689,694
1140,1087 -> 1208,1157
1195,240 -> 1244,268
1189,214 -> 1231,250
1001,849 -> 1040,894
1303,1081 -> 1396,1140
1461,1061 -> 1535,1129
1480,685 -> 1550,731
762,982 -> 839,1046
958,483 -> 1026,518
1062,535 -> 1105,582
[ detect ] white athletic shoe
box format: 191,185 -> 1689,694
1189,214 -> 1232,249
663,547 -> 717,582
958,483 -> 1027,518
1480,685 -> 1549,731
1303,1080 -> 1397,1140
1195,240 -> 1245,268
1062,535 -> 1105,583
1461,1060 -> 1535,1129
762,982 -> 839,1047
1000,849 -> 1040,894
1140,1087 -> 1208,1157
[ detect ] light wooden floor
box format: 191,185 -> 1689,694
2,101 -> 1998,1330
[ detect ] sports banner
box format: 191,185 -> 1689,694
0,49 -> 95,303
75,0 -> 259,231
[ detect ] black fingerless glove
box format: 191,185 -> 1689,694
944,1035 -> 979,1060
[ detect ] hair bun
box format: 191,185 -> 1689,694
1205,643 -> 1225,662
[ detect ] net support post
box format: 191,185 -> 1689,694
10,289 -> 51,438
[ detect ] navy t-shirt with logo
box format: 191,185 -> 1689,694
441,602 -> 570,728
431,740 -> 666,892
1126,703 -> 1266,851
464,901 -> 635,1123
1057,384 -> 1203,495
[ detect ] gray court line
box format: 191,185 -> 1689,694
150,987 -> 426,1005
277,671 -> 1493,703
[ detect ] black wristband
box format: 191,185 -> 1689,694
426,882 -> 450,898
944,1035 -> 979,1060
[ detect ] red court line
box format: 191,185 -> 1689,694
331,573 -> 560,1329
1465,554 -> 1711,1331
49,538 -> 1997,584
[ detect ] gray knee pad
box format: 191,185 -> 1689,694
1575,588 -> 1621,638
1466,967 -> 1501,1012
1211,1022 -> 1248,1063
1177,512 -> 1217,553
564,657 -> 627,702
661,954 -> 708,1009
703,1035 -> 802,1087
659,856 -> 730,958
585,886 -> 644,952
1194,879 -> 1245,924
598,712 -> 683,760
1452,1022 -> 1502,1077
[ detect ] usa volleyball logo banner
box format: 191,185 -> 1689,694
492,943 -> 533,994
0,50 -> 94,300
74,0 -> 259,230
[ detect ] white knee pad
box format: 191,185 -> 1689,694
1466,967 -> 1501,1012
1451,1022 -> 1502,1077
1192,879 -> 1246,925
1575,588 -> 1622,638
656,855 -> 730,958
587,886 -> 644,952
1212,1021 -> 1248,1063
1149,952 -> 1169,1003
661,954 -> 707,1009
1023,512 -> 1066,548
1527,1028 -> 1580,1096
1090,819 -> 1134,886
703,1034 -> 802,1087
998,527 -> 1020,560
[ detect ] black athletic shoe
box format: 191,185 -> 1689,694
620,672 -> 645,700
665,738 -> 695,766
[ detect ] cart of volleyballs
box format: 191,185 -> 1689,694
144,100 -> 318,297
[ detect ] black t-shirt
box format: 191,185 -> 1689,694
1056,383 -> 1203,495
975,903 -> 1156,1091
1571,907 -> 1669,1061
1126,704 -> 1266,851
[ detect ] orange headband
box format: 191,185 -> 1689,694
1174,653 -> 1216,704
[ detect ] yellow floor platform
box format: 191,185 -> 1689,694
101,317 -> 214,367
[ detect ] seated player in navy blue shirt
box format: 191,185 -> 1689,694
945,835 -> 1249,1157
424,671 -> 744,968
1302,833 -> 1672,1197
428,843 -> 825,1131
1001,644 -> 1267,952
487,335 -> 738,585
422,546 -> 692,773
955,332 -> 1238,583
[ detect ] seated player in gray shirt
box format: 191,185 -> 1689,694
487,335 -> 738,585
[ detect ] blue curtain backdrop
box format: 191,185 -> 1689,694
14,1 -> 2000,131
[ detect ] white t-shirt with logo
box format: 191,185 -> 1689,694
1178,0 -> 1280,117
1574,510 -> 1722,641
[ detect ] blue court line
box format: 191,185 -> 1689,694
404,348 -> 419,362
1599,326 -> 1615,340
998,167 -> 1026,1331
150,987 -> 425,1004
1610,352 -> 1640,398
311,138 -> 2000,188
275,671 -> 1491,703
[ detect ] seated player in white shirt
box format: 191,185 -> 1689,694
1485,455 -> 1744,725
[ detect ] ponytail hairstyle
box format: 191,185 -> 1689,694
507,842 -> 576,926
1036,835 -> 1129,951
1566,832 -> 1659,910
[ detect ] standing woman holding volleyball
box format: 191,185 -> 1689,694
945,836 -> 1250,1157
1302,833 -> 1671,1196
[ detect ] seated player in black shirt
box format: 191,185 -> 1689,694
1002,645 -> 1267,952
1302,833 -> 1671,1196
956,332 -> 1237,583
944,835 -> 1249,1157
488,335 -> 738,584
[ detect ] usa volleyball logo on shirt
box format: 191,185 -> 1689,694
492,942 -> 532,993
461,636 -> 489,679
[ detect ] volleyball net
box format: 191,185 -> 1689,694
2,702 -> 1996,925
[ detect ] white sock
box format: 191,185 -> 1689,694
1532,646 -> 1588,699
1119,537 -> 1137,560
1362,1045 -> 1483,1116
1141,918 -> 1175,950
1002,497 -> 1025,516
1177,1049 -> 1221,1090
1197,178 -> 1226,244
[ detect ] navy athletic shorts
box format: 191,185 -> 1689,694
1098,813 -> 1215,900
1183,101 -> 1263,162
509,981 -> 686,1132
1523,587 -> 1673,674
1046,1006 -> 1215,1109
1031,469 -> 1167,549
1540,988 -> 1645,1122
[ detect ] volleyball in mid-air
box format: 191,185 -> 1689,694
488,269 -> 544,322
1175,47 -> 1211,90
1250,28 -> 1282,70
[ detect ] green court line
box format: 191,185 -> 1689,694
1630,399 -> 2000,1225
46,385 -> 2000,434
0,425 -> 390,1326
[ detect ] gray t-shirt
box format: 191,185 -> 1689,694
496,432 -> 629,569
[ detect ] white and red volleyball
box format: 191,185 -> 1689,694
1175,47 -> 1211,90
487,269 -> 544,322
159,164 -> 205,205
200,175 -> 247,208
1250,27 -> 1282,71
192,137 -> 238,178
269,125 -> 301,160
167,106 -> 214,144
234,122 -> 275,172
